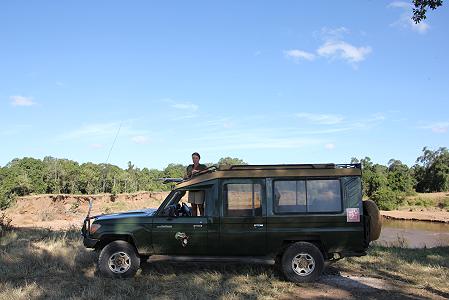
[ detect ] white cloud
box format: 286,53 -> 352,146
325,143 -> 336,150
283,49 -> 316,61
285,27 -> 371,66
223,122 -> 233,129
388,1 -> 411,9
131,135 -> 150,144
10,95 -> 35,106
90,143 -> 104,149
411,21 -> 430,34
296,113 -> 344,125
181,111 -> 387,153
320,27 -> 350,41
420,122 -> 449,133
0,124 -> 31,136
201,136 -> 322,151
317,41 -> 372,63
162,98 -> 198,112
60,120 -> 146,141
172,103 -> 198,111
63,122 -> 121,139
389,2 -> 430,34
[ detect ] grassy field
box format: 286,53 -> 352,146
1,225 -> 449,300
404,192 -> 449,210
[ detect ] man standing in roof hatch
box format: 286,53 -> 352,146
185,152 -> 207,216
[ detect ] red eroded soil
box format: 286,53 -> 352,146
3,192 -> 169,230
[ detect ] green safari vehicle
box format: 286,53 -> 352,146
81,163 -> 381,282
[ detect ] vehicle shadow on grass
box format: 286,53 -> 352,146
139,259 -> 277,299
140,260 -> 440,300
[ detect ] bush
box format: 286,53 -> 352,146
371,188 -> 405,211
0,212 -> 13,236
0,190 -> 15,210
438,197 -> 449,210
412,196 -> 433,208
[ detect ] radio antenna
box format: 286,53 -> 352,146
102,121 -> 123,193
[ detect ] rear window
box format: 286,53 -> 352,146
274,179 -> 342,213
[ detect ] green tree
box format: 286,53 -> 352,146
414,147 -> 449,192
78,163 -> 102,194
163,163 -> 186,179
353,157 -> 388,197
387,159 -> 415,195
412,0 -> 443,24
217,157 -> 247,167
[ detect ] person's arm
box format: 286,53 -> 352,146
184,165 -> 192,179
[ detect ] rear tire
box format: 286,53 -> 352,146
98,240 -> 140,278
281,242 -> 324,283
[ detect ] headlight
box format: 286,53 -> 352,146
89,223 -> 101,234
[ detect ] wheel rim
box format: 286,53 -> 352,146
291,253 -> 315,276
108,251 -> 131,274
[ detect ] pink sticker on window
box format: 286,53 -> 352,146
346,208 -> 360,222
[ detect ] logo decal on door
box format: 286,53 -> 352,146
175,232 -> 189,247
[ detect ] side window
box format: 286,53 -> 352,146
224,183 -> 262,217
306,180 -> 341,212
274,181 -> 306,213
159,189 -> 208,217
274,179 -> 342,213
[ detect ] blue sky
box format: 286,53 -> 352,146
1,1 -> 448,170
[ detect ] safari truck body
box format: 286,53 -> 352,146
81,164 -> 381,282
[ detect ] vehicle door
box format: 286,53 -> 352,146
152,190 -> 209,255
219,179 -> 267,255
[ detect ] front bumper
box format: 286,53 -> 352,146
83,236 -> 99,248
81,216 -> 99,248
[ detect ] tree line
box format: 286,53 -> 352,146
0,156 -> 246,209
1,148 -> 448,210
352,147 -> 449,210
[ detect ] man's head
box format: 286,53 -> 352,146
192,152 -> 200,164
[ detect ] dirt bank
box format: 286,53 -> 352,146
381,209 -> 449,223
2,191 -> 169,230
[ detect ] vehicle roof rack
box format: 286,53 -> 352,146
335,163 -> 361,169
222,163 -> 361,170
223,164 -> 340,171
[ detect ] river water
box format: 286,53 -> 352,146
377,219 -> 449,248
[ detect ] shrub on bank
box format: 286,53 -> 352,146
371,188 -> 405,210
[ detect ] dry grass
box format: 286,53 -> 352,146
404,192 -> 449,210
336,242 -> 449,297
1,227 -> 449,299
0,227 -> 294,299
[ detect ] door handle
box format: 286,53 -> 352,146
193,224 -> 203,228
253,224 -> 264,228
156,225 -> 172,228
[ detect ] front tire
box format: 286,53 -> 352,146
98,240 -> 140,278
281,242 -> 324,283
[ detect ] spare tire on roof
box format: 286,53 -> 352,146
363,200 -> 382,241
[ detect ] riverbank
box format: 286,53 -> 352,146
381,209 -> 449,223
